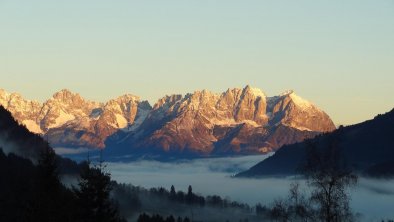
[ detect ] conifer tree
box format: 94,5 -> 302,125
74,159 -> 125,222
34,144 -> 64,221
170,185 -> 176,201
38,144 -> 60,193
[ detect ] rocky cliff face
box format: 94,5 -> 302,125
107,86 -> 336,156
0,89 -> 42,134
0,86 -> 335,156
0,89 -> 152,148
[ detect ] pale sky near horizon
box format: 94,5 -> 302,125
0,0 -> 393,125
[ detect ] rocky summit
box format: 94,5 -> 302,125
0,86 -> 335,156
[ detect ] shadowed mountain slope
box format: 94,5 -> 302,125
237,108 -> 394,177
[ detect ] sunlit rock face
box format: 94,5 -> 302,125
0,89 -> 152,148
0,86 -> 335,154
107,86 -> 335,156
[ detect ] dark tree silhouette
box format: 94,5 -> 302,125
268,139 -> 358,222
34,145 -> 62,221
38,145 -> 61,193
74,161 -> 125,222
186,185 -> 193,204
30,144 -> 79,222
170,185 -> 176,201
303,141 -> 358,222
137,213 -> 189,222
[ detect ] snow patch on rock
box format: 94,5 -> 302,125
289,92 -> 314,110
249,87 -> 266,98
22,120 -> 43,134
48,110 -> 75,129
115,114 -> 128,129
128,108 -> 150,131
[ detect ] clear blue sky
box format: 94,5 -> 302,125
0,0 -> 393,125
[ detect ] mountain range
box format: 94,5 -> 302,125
0,86 -> 335,157
0,104 -> 80,172
237,108 -> 394,177
0,88 -> 151,148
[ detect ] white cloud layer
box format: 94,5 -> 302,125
107,155 -> 394,221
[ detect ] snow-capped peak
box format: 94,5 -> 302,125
289,92 -> 315,110
279,89 -> 294,96
276,90 -> 314,110
245,85 -> 266,98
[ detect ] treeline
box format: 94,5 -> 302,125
149,185 -> 251,210
112,183 -> 256,212
137,213 -> 191,222
111,183 -> 267,222
0,146 -> 125,222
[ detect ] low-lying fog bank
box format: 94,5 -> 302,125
107,155 -> 394,222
